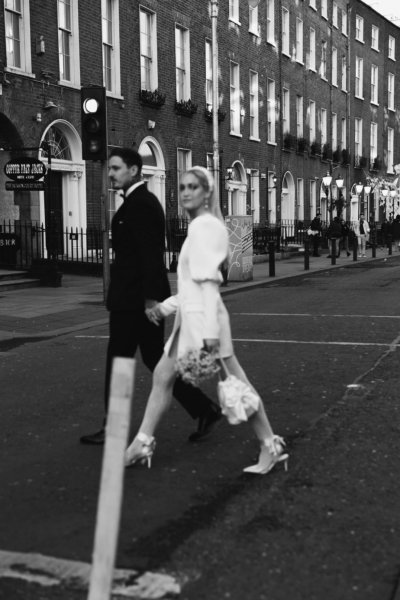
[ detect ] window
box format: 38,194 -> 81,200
249,70 -> 259,139
297,179 -> 304,221
249,4 -> 258,35
387,128 -> 394,173
341,117 -> 346,150
296,95 -> 303,138
282,87 -> 290,134
309,28 -> 316,71
229,0 -> 239,23
309,100 -> 316,143
342,9 -> 347,36
354,118 -> 363,162
267,78 -> 276,143
370,65 -> 378,104
320,108 -> 327,146
309,0 -> 316,9
102,0 -> 121,94
341,54 -> 347,91
282,7 -> 289,55
332,47 -> 337,86
355,15 -> 364,42
310,180 -> 317,216
205,39 -> 212,109
177,148 -> 192,214
266,0 -> 274,44
332,112 -> 337,151
5,0 -> 32,73
355,57 -> 363,98
370,122 -> 377,166
332,3 -> 338,28
296,18 -> 303,63
371,25 -> 379,51
230,61 -> 240,135
388,73 -> 395,111
321,41 -> 327,79
321,0 -> 327,19
175,25 -> 190,101
250,170 -> 260,223
388,35 -> 395,60
140,8 -> 157,91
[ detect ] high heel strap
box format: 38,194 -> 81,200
263,435 -> 286,457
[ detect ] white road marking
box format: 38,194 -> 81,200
232,338 -> 399,347
233,312 -> 400,319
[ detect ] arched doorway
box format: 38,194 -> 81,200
281,171 -> 295,240
138,137 -> 166,211
226,161 -> 247,215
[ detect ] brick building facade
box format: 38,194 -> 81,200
0,0 -> 399,247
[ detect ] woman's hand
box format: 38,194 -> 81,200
145,303 -> 165,326
203,338 -> 220,353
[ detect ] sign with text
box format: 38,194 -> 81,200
4,157 -> 46,182
6,181 -> 45,191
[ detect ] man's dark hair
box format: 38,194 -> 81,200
109,147 -> 143,173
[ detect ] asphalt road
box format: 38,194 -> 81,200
1,258 -> 400,599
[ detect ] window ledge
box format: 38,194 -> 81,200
371,47 -> 380,53
229,17 -> 241,27
230,131 -> 242,138
5,67 -> 35,79
249,29 -> 260,37
282,51 -> 291,58
58,80 -> 80,89
106,91 -> 125,100
370,101 -> 379,107
249,136 -> 261,142
267,38 -> 276,47
355,95 -> 364,101
389,57 -> 396,62
309,67 -> 317,73
296,60 -> 304,66
355,38 -> 365,44
321,76 -> 328,82
388,107 -> 395,112
267,141 -> 277,146
332,83 -> 338,88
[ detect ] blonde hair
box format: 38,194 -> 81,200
183,166 -> 224,223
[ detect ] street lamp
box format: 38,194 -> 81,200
381,187 -> 389,218
355,182 -> 364,218
322,171 -> 333,222
323,171 -> 344,220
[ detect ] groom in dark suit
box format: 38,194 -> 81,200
80,147 -> 221,445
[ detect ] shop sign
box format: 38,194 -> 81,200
4,157 -> 46,182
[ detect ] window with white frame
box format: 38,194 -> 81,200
332,112 -> 337,151
267,78 -> 276,143
230,61 -> 240,135
282,7 -> 289,55
341,54 -> 347,91
309,0 -> 316,10
387,128 -> 394,172
249,4 -> 258,35
250,170 -> 260,223
205,39 -> 212,109
206,153 -> 213,173
388,72 -> 395,111
355,56 -> 363,98
140,8 -> 157,91
332,3 -> 338,28
355,118 -> 363,162
371,25 -> 379,51
175,25 -> 190,101
310,179 -> 317,216
342,9 -> 347,36
321,0 -> 327,19
355,15 -> 364,42
371,65 -> 378,104
321,41 -> 327,79
341,117 -> 346,149
370,122 -> 377,166
297,178 -> 304,221
309,28 -> 316,71
282,87 -> 290,134
5,0 -> 32,73
320,108 -> 327,146
296,95 -> 303,138
58,0 -> 80,85
266,0 -> 274,44
249,70 -> 259,139
268,172 -> 277,223
229,0 -> 239,23
177,148 -> 192,214
332,47 -> 337,86
388,35 -> 395,60
296,18 -> 303,63
102,0 -> 121,94
309,100 -> 316,143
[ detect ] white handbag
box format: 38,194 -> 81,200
217,359 -> 260,425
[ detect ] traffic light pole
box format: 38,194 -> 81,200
101,160 -> 110,303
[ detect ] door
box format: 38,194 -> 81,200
45,171 -> 64,256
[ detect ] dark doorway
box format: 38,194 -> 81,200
45,171 -> 64,256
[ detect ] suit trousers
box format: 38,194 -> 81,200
104,310 -> 215,419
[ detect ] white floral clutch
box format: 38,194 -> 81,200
217,359 -> 260,425
175,348 -> 220,387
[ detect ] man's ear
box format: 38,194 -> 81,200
131,164 -> 139,179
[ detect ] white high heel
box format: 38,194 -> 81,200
243,435 -> 289,475
125,432 -> 156,468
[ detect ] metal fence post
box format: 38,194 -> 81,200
268,241 -> 275,277
304,239 -> 310,270
331,239 -> 336,265
353,236 -> 358,261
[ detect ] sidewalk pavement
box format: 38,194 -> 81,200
0,248 -> 394,344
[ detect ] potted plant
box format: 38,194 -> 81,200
175,98 -> 198,117
204,106 -> 226,122
297,137 -> 309,153
139,89 -> 166,108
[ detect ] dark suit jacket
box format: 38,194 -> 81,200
106,182 -> 171,312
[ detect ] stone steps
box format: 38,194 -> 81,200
0,270 -> 41,291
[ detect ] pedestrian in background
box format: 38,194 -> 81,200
341,219 -> 351,257
392,215 -> 400,251
326,216 -> 342,258
354,213 -> 370,258
80,148 -> 221,446
125,166 -> 289,475
309,212 -> 322,257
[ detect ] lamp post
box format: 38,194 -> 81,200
364,183 -> 372,220
322,171 -> 333,222
323,171 -> 344,221
381,187 -> 389,218
389,189 -> 397,219
355,182 -> 364,218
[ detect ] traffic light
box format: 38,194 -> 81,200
81,86 -> 108,161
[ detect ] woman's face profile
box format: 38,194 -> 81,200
179,173 -> 208,212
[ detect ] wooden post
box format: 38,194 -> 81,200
87,357 -> 135,600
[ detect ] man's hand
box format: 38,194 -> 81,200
145,301 -> 164,326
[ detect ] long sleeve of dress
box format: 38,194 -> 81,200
159,295 -> 179,317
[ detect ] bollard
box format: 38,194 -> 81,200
372,243 -> 376,258
268,241 -> 276,277
331,239 -> 336,265
353,237 -> 358,261
304,239 -> 310,270
387,234 -> 392,256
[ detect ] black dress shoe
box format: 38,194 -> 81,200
80,428 -> 105,445
188,406 -> 222,442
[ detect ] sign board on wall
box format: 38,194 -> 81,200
225,215 -> 253,282
4,157 -> 46,190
